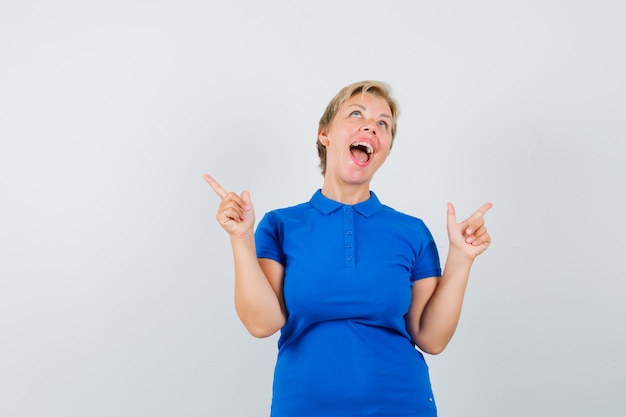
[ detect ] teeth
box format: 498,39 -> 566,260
352,141 -> 374,154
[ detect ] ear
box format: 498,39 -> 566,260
318,128 -> 329,146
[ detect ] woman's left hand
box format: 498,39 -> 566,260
447,202 -> 492,260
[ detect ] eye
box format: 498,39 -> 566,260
378,120 -> 389,129
350,110 -> 362,117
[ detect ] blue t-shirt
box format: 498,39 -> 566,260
255,190 -> 442,417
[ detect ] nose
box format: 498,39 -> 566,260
360,119 -> 377,135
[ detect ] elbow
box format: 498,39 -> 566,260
240,315 -> 285,339
411,328 -> 454,355
414,338 -> 449,355
246,324 -> 279,339
419,344 -> 446,355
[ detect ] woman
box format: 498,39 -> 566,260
204,80 -> 491,416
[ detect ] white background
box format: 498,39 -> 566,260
1,1 -> 625,416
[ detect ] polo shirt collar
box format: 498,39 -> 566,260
310,189 -> 382,217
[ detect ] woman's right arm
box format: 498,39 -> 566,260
204,175 -> 286,338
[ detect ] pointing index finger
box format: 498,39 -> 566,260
468,202 -> 493,221
475,202 -> 493,217
463,202 -> 492,235
203,174 -> 228,199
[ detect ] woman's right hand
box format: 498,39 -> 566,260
203,174 -> 255,240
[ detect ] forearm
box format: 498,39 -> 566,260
230,236 -> 286,337
415,248 -> 473,354
409,202 -> 491,354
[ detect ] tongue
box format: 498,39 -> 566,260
350,147 -> 369,163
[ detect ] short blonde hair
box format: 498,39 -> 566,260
316,80 -> 399,175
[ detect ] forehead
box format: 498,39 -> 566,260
342,92 -> 392,115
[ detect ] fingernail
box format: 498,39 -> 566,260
466,237 -> 474,243
465,228 -> 472,235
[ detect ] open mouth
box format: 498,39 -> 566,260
350,141 -> 374,163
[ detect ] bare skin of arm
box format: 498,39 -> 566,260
204,175 -> 286,338
406,202 -> 492,355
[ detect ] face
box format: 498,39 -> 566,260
318,92 -> 393,186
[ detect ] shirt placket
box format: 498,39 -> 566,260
343,206 -> 355,269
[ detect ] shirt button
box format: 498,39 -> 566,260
347,256 -> 353,261
346,230 -> 352,235
347,244 -> 353,248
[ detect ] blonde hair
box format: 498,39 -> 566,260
316,80 -> 399,175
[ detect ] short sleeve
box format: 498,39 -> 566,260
410,222 -> 442,282
255,211 -> 286,265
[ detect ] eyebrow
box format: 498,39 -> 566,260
348,103 -> 392,120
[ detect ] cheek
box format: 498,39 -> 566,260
329,126 -> 352,146
380,137 -> 393,154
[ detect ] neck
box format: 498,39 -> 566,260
321,178 -> 371,205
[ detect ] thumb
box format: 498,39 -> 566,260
241,190 -> 253,210
447,202 -> 457,226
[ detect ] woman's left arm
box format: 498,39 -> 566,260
407,202 -> 492,355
